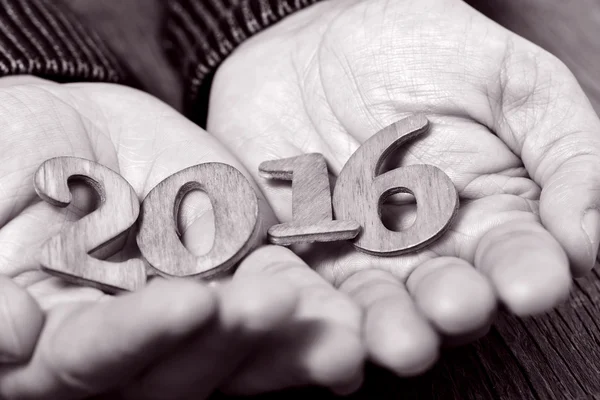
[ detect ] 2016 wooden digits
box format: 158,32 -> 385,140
34,114 -> 459,292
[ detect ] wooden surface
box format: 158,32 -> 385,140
332,115 -> 459,256
259,153 -> 360,245
34,157 -> 146,293
137,162 -> 260,279
63,1 -> 600,398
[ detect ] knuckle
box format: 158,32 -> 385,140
529,133 -> 600,187
153,279 -> 217,330
299,285 -> 362,331
310,331 -> 365,387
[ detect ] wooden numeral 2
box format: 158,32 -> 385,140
34,157 -> 146,293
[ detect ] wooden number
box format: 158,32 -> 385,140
34,157 -> 146,293
137,162 -> 260,279
259,153 -> 360,245
332,114 -> 459,255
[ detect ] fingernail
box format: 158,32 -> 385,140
582,209 -> 600,259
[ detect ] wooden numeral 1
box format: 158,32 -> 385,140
259,153 -> 360,245
34,157 -> 147,293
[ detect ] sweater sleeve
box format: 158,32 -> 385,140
0,0 -> 129,84
163,0 -> 322,127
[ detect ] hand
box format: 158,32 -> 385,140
0,77 -> 363,399
207,0 -> 600,375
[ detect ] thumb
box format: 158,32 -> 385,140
485,49 -> 600,276
0,276 -> 44,363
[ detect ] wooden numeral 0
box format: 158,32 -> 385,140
137,162 -> 260,279
332,115 -> 459,255
259,153 -> 360,245
34,157 -> 147,293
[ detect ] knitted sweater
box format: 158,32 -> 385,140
0,0 -> 320,126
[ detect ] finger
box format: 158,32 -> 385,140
406,257 -> 496,336
474,220 -> 571,316
222,246 -> 364,395
0,278 -> 217,400
0,276 -> 44,363
340,268 -> 439,376
124,270 -> 298,400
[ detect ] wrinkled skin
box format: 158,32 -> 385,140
208,0 -> 600,375
0,77 -> 364,399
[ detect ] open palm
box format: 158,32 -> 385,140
0,77 -> 363,399
207,0 -> 600,375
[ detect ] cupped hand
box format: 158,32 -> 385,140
0,77 -> 363,399
207,0 -> 600,375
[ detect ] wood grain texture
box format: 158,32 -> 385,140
259,153 -> 360,246
332,114 -> 459,256
34,156 -> 146,293
137,162 -> 260,279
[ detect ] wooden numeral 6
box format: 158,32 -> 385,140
34,157 -> 146,293
136,163 -> 260,279
332,114 -> 459,255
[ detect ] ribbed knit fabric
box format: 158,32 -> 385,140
0,0 -> 320,125
0,0 -> 128,84
164,0 -> 322,127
